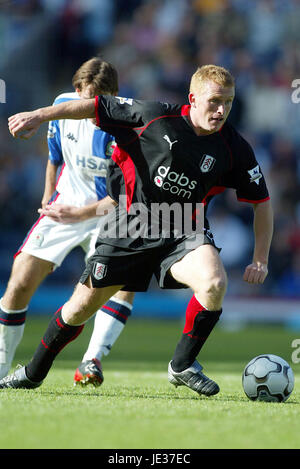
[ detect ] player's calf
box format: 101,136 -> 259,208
0,254 -> 54,380
0,300 -> 27,379
24,307 -> 84,384
73,293 -> 133,386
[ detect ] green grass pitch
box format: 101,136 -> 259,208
0,316 -> 299,449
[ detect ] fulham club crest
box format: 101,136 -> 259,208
93,262 -> 108,280
200,154 -> 216,173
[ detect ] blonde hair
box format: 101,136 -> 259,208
190,65 -> 235,94
72,57 -> 119,95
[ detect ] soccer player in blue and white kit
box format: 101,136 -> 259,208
0,58 -> 134,385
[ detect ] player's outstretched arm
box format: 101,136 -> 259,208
8,98 -> 95,139
38,195 -> 117,224
243,199 -> 273,284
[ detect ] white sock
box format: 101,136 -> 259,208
0,299 -> 28,379
82,297 -> 132,361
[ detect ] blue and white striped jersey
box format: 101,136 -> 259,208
48,92 -> 115,206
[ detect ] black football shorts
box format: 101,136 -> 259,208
80,232 -> 220,292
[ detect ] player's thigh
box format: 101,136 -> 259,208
113,290 -> 135,305
82,224 -> 99,262
62,277 -> 124,325
169,244 -> 227,292
3,252 -> 54,307
22,214 -> 95,268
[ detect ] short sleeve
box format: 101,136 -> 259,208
94,96 -> 177,142
222,127 -> 270,204
234,139 -> 270,203
47,119 -> 63,166
95,95 -> 145,131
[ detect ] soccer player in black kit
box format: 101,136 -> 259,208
3,65 -> 273,397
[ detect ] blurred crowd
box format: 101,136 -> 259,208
1,0 -> 300,297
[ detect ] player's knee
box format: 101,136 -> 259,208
9,254 -> 53,291
61,302 -> 87,326
211,274 -> 227,296
114,290 -> 135,305
62,291 -> 100,326
200,273 -> 227,302
6,275 -> 31,299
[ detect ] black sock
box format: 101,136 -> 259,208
26,308 -> 84,382
171,309 -> 222,372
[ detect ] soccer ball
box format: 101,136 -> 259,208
242,354 -> 294,402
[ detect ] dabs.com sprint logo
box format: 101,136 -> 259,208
154,165 -> 197,199
0,79 -> 6,103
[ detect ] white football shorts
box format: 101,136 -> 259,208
16,214 -> 101,269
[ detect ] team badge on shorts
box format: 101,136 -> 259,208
93,262 -> 108,280
200,154 -> 216,173
30,233 -> 44,247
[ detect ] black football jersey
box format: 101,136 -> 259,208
95,96 -> 269,249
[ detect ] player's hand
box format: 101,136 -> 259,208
243,262 -> 268,284
8,111 -> 42,139
38,204 -> 84,224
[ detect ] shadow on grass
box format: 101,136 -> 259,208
34,390 -> 244,402
3,386 -> 299,404
29,387 -> 300,404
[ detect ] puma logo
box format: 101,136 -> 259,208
163,134 -> 178,150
